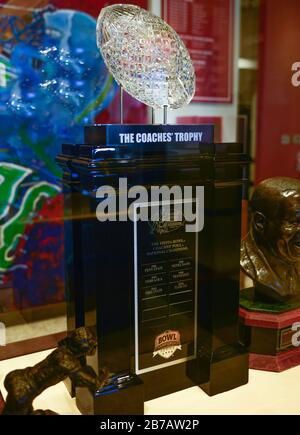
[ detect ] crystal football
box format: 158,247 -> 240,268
96,4 -> 195,109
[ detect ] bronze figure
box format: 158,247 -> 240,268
2,327 -> 108,415
241,177 -> 300,303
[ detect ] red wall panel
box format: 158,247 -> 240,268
256,0 -> 300,182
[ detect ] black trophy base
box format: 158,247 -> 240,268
76,373 -> 144,415
140,363 -> 195,402
57,124 -> 249,411
189,343 -> 249,396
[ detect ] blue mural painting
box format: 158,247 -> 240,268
0,6 -> 117,310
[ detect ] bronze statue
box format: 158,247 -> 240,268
241,177 -> 300,303
2,327 -> 108,415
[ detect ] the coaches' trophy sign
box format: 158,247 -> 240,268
57,4 -> 249,415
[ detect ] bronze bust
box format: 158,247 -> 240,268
2,327 -> 108,415
241,177 -> 300,303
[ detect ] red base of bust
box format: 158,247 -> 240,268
239,306 -> 300,372
249,347 -> 300,372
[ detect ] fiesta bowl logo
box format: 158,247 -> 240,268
153,330 -> 182,359
148,220 -> 184,235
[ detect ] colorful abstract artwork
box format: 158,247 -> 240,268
0,1 -> 118,311
0,4 -> 117,181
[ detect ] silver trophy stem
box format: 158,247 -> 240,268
163,105 -> 168,125
152,108 -> 155,125
120,86 -> 124,124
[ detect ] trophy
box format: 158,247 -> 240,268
57,4 -> 249,415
